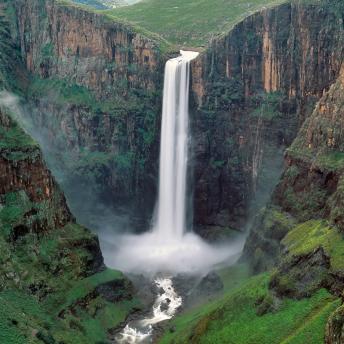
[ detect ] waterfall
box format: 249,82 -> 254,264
154,50 -> 199,239
104,50 -> 244,277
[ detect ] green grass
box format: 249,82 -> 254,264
282,220 -> 344,272
0,290 -> 45,344
217,263 -> 250,290
160,273 -> 340,344
0,186 -> 139,344
103,0 -> 287,48
316,151 -> 344,171
0,219 -> 139,343
0,282 -> 138,344
0,116 -> 38,153
59,269 -> 123,310
28,76 -> 113,114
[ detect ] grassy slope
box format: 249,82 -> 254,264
0,120 -> 139,342
160,269 -> 340,344
162,216 -> 344,343
0,112 -> 140,343
104,0 -> 286,48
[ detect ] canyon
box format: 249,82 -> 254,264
1,0 -> 344,343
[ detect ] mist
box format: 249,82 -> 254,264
0,90 -> 135,237
102,230 -> 245,275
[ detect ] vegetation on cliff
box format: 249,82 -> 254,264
0,3 -> 140,342
0,106 -> 140,343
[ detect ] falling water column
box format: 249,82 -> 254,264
154,51 -> 199,239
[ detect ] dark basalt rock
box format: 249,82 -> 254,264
83,238 -> 105,274
196,272 -> 224,296
95,278 -> 133,303
160,298 -> 171,312
270,247 -> 331,298
326,304 -> 344,344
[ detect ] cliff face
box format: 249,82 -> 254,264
274,65 -> 344,227
225,3 -> 344,338
190,2 -> 344,234
0,107 -> 73,237
11,0 -> 344,236
0,106 -> 137,342
12,0 -> 165,224
15,0 -> 161,95
0,4 -> 141,340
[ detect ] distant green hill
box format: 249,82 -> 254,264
72,0 -> 108,9
104,0 -> 286,48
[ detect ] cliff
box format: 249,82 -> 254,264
10,0 -> 166,226
0,104 -> 138,343
189,1 -> 344,235
9,0 -> 344,237
15,0 -> 161,94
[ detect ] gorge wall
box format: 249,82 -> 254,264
0,102 -> 137,343
13,0 -> 165,229
190,1 -> 344,235
0,4 -> 140,342
9,0 -> 344,239
3,0 -> 344,341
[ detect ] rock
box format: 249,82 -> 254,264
270,247 -> 331,298
160,298 -> 170,312
95,278 -> 133,303
326,304 -> 344,344
196,272 -> 224,296
190,2 -> 343,234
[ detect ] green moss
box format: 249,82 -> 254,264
245,207 -> 295,272
0,116 -> 39,153
316,151 -> 344,171
61,269 -> 123,310
28,77 -> 113,114
282,220 -> 344,272
283,184 -> 327,221
0,219 -> 139,343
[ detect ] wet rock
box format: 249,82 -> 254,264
95,278 -> 133,303
270,247 -> 330,298
160,298 -> 171,312
326,304 -> 344,344
196,272 -> 224,296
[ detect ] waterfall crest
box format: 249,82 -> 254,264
154,50 -> 199,238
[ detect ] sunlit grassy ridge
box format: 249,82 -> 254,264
103,0 -> 286,48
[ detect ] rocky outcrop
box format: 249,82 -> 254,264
243,60 -> 344,285
0,107 -> 73,235
0,102 -> 135,343
274,63 -> 344,228
326,304 -> 344,344
270,246 -> 331,299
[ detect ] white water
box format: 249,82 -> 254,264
102,50 -> 245,275
155,50 -> 198,239
116,278 -> 182,344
